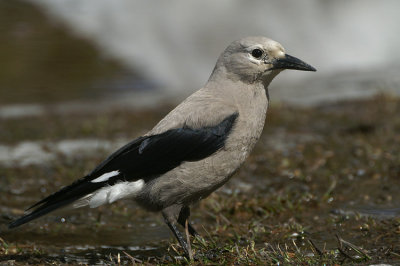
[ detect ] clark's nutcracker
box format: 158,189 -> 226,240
9,36 -> 316,255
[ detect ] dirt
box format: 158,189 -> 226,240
0,94 -> 399,265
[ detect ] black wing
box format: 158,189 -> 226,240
9,113 -> 238,228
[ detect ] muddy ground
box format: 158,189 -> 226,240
0,95 -> 399,265
0,1 -> 399,265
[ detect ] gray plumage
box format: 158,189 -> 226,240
9,36 -> 316,256
138,37 -> 314,212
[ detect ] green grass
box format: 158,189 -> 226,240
1,94 -> 400,265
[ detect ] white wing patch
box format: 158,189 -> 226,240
91,170 -> 120,183
73,179 -> 145,208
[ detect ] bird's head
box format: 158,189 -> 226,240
212,36 -> 316,86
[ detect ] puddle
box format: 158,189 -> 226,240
0,139 -> 128,167
1,205 -> 172,263
53,246 -> 163,265
1,1 -> 399,264
1,97 -> 399,264
332,207 -> 400,219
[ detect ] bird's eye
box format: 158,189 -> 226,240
251,49 -> 263,59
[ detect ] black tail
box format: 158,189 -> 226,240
9,198 -> 76,228
8,175 -> 103,229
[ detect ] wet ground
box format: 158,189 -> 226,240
0,95 -> 399,265
0,1 -> 399,264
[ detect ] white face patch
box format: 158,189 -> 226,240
246,44 -> 265,65
91,170 -> 120,183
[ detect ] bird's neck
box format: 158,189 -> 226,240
260,69 -> 282,89
208,65 -> 281,91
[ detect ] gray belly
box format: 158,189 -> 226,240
135,97 -> 268,210
134,141 -> 252,211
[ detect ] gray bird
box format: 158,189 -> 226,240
9,36 -> 316,256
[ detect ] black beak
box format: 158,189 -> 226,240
272,54 -> 316,72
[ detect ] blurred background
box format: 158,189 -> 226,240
1,1 -> 400,264
1,0 -> 400,110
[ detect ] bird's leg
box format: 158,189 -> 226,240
177,206 -> 199,237
162,205 -> 189,257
